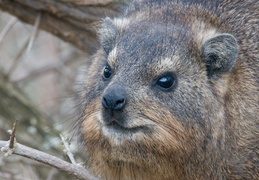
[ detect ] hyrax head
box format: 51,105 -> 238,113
81,14 -> 238,165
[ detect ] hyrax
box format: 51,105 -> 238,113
79,0 -> 258,179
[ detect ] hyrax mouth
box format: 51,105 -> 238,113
105,120 -> 151,134
101,109 -> 152,135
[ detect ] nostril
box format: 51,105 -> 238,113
116,98 -> 124,105
114,98 -> 126,109
102,96 -> 110,109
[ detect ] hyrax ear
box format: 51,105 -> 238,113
99,17 -> 117,54
201,33 -> 238,76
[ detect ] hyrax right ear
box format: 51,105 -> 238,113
99,17 -> 117,54
201,33 -> 238,77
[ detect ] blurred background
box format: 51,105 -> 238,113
0,11 -> 91,180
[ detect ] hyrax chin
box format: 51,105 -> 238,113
79,0 -> 258,179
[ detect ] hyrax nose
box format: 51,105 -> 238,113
102,84 -> 127,110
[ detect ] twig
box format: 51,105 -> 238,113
0,141 -> 100,180
0,16 -> 17,44
60,134 -> 77,165
9,120 -> 19,149
24,12 -> 41,62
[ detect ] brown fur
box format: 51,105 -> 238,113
79,0 -> 259,179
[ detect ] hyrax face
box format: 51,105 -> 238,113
81,9 -> 238,177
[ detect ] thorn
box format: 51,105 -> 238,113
60,134 -> 77,165
25,12 -> 42,62
0,17 -> 17,44
9,120 -> 19,149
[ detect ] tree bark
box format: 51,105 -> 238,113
0,0 -> 126,54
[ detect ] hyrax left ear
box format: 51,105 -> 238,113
99,17 -> 117,54
201,33 -> 238,76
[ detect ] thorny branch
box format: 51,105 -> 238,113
0,141 -> 100,180
0,123 -> 100,180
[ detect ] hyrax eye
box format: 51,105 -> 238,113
103,65 -> 112,79
156,74 -> 176,91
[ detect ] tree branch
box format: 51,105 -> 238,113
0,0 -> 126,54
0,141 -> 100,180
